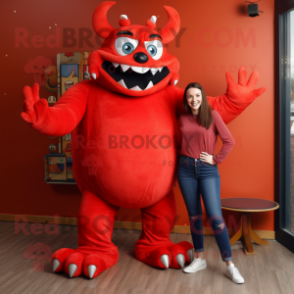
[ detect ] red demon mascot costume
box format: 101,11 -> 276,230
21,1 -> 266,279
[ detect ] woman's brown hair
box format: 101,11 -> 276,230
183,82 -> 213,129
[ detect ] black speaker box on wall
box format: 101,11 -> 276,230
248,4 -> 259,17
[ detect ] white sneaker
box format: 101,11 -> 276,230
226,263 -> 245,284
183,257 -> 207,273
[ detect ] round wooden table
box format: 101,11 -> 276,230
221,197 -> 279,255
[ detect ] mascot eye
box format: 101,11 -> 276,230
115,37 -> 138,56
144,40 -> 163,60
147,45 -> 157,56
122,43 -> 134,54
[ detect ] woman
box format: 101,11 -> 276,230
177,82 -> 244,284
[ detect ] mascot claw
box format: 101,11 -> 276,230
157,252 -> 187,269
176,254 -> 185,268
135,240 -> 193,269
87,265 -> 97,279
52,259 -> 60,272
160,254 -> 169,268
187,249 -> 194,262
51,247 -> 118,279
68,263 -> 78,278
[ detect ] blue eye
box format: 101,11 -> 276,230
122,43 -> 134,54
147,45 -> 157,56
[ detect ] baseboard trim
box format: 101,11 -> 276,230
0,214 -> 275,239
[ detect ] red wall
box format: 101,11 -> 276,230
0,0 -> 274,231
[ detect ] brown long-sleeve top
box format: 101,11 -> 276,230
178,110 -> 235,164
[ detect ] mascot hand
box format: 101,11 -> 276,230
21,83 -> 48,126
225,66 -> 266,109
88,50 -> 102,80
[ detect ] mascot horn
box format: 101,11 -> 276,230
21,1 -> 266,279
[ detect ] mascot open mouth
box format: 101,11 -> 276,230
102,61 -> 170,91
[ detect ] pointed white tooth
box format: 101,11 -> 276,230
112,63 -> 119,68
130,85 -> 142,91
121,64 -> 131,72
145,81 -> 154,90
118,79 -> 128,88
142,67 -> 149,73
131,66 -> 149,74
150,68 -> 158,75
158,67 -> 163,72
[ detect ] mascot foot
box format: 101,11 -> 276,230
135,241 -> 194,269
51,248 -> 119,279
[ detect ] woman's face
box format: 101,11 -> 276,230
186,87 -> 202,111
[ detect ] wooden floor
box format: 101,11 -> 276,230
0,221 -> 294,294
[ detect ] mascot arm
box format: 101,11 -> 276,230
173,67 -> 266,124
21,80 -> 90,136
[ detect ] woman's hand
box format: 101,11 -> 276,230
200,152 -> 215,165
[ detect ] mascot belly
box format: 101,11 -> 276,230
72,84 -> 180,209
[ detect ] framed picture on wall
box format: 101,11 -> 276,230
60,64 -> 79,96
57,52 -> 91,99
44,154 -> 67,182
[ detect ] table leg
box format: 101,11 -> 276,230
242,212 -> 256,255
228,211 -> 269,255
249,225 -> 270,246
229,219 -> 242,246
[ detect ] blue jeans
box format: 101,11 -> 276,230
177,155 -> 232,262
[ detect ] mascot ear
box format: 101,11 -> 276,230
92,1 -> 116,39
158,6 -> 181,44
